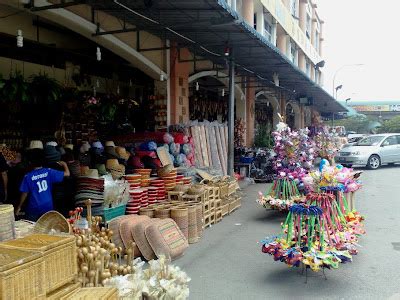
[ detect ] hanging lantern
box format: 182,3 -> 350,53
195,81 -> 199,91
221,88 -> 225,97
160,73 -> 165,81
17,30 -> 23,48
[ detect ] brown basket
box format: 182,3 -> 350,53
0,204 -> 16,241
154,207 -> 171,219
46,282 -> 81,300
187,205 -> 198,244
132,218 -> 158,261
187,184 -> 205,195
60,287 -> 118,300
33,211 -> 71,234
173,184 -> 190,193
108,215 -> 131,250
0,245 -> 46,299
171,207 -> 189,240
139,207 -> 155,218
119,216 -> 150,256
1,234 -> 77,294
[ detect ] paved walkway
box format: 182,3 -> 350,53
176,166 -> 400,300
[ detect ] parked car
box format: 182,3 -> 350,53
336,133 -> 400,169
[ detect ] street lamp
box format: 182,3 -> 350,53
334,84 -> 343,99
332,64 -> 364,96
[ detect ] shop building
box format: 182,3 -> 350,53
0,0 -> 345,155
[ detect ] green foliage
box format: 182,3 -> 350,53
378,116 -> 400,133
0,71 -> 30,103
254,123 -> 274,148
29,73 -> 61,104
326,115 -> 375,134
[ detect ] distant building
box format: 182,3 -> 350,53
346,101 -> 400,121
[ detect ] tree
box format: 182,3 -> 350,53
325,115 -> 375,133
378,116 -> 400,133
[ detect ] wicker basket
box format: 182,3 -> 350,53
1,234 -> 77,294
0,204 -> 16,241
33,211 -> 71,234
0,245 -> 46,299
221,203 -> 229,217
195,203 -> 203,238
187,205 -> 198,243
154,207 -> 171,219
60,287 -> 118,300
46,282 -> 81,300
171,207 -> 189,240
139,207 -> 155,218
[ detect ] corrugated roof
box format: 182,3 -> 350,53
88,0 -> 346,113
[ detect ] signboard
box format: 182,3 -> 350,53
351,104 -> 400,112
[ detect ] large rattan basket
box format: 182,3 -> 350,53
1,234 -> 77,294
0,245 -> 46,299
33,211 -> 72,234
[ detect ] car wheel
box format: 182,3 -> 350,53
367,155 -> 381,169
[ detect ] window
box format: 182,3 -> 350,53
264,19 -> 273,42
288,40 -> 298,65
315,70 -> 320,84
306,59 -> 311,76
314,30 -> 320,51
382,136 -> 398,146
306,15 -> 312,39
290,0 -> 298,18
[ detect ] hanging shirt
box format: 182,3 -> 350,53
19,167 -> 64,219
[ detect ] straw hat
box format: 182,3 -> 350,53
29,140 -> 44,150
116,146 -> 130,160
46,141 -> 58,147
82,169 -> 99,178
80,141 -> 91,153
105,146 -> 118,159
64,144 -> 74,150
92,141 -> 104,150
106,159 -> 120,170
105,141 -> 116,147
157,164 -> 173,177
44,145 -> 61,163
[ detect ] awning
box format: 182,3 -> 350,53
88,0 -> 346,113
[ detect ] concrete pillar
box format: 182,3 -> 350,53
299,0 -> 307,32
300,105 -> 305,128
169,46 -> 190,124
246,82 -> 255,146
310,65 -> 315,81
311,8 -> 316,46
298,51 -> 306,71
279,92 -> 286,121
276,27 -> 287,54
256,9 -> 264,35
242,0 -> 254,26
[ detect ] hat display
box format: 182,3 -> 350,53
106,159 -> 125,179
105,146 -> 119,159
65,144 -> 74,150
82,169 -> 99,179
46,141 -> 58,147
29,140 -> 44,150
92,141 -> 104,150
105,141 -> 116,147
116,146 -> 130,160
80,141 -> 91,154
44,145 -> 61,163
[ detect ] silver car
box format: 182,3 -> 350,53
336,133 -> 400,169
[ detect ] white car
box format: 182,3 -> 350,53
336,133 -> 400,169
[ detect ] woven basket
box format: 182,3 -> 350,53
187,205 -> 198,243
195,203 -> 203,238
154,207 -> 171,219
139,207 -> 155,218
171,207 -> 189,240
33,211 -> 71,234
0,204 -> 16,241
108,215 -> 132,249
119,216 -> 150,256
1,234 -> 77,294
0,245 -> 46,299
60,287 -> 118,300
46,282 -> 81,300
187,184 -> 205,195
14,220 -> 35,239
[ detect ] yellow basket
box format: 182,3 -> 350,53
60,287 -> 118,300
1,234 -> 77,294
0,245 -> 46,299
46,282 -> 81,300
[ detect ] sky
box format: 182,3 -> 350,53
318,0 -> 400,102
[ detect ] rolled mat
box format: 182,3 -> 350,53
171,207 -> 189,240
154,207 -> 171,219
187,205 -> 198,244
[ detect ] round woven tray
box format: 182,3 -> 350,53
187,205 -> 198,244
171,207 -> 189,240
154,207 -> 171,219
33,211 -> 72,234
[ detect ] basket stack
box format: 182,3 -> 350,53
150,178 -> 167,202
0,204 -> 15,242
136,169 -> 152,187
127,188 -> 148,214
160,168 -> 178,191
124,174 -> 142,189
